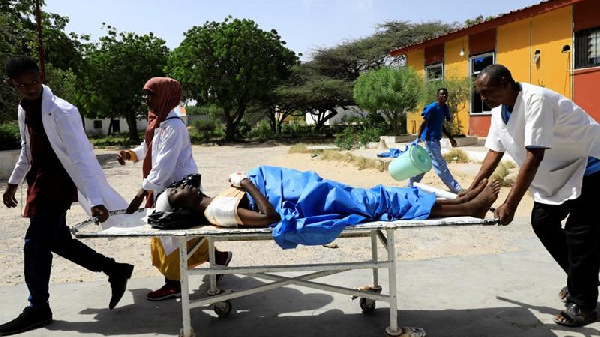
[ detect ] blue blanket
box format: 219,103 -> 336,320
247,166 -> 436,249
377,146 -> 408,158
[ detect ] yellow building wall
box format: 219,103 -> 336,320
406,50 -> 425,134
404,4 -> 574,136
531,6 -> 572,98
497,19 -> 532,83
444,37 -> 469,135
497,6 -> 572,98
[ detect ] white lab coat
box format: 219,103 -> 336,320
8,85 -> 128,219
486,83 -> 600,204
132,109 -> 198,197
131,109 -> 198,255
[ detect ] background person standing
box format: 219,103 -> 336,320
408,88 -> 463,193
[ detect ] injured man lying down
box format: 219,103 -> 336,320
151,166 -> 499,249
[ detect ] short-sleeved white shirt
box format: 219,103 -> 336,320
485,83 -> 600,205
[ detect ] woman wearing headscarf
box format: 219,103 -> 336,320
117,77 -> 232,301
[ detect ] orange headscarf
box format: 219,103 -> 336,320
142,77 -> 182,206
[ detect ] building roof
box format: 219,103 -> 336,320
389,0 -> 584,56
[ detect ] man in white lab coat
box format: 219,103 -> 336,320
469,64 -> 600,327
1,56 -> 133,336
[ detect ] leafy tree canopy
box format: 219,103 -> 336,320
76,25 -> 169,140
0,0 -> 83,121
354,67 -> 421,135
168,16 -> 299,141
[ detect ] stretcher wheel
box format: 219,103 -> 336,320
359,298 -> 376,313
214,300 -> 232,317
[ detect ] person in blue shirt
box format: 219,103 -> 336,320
409,88 -> 463,193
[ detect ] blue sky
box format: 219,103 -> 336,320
45,0 -> 542,61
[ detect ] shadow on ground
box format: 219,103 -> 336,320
43,275 -> 599,337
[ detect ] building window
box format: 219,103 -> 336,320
425,63 -> 443,82
93,120 -> 102,129
470,52 -> 495,114
112,119 -> 121,133
575,27 -> 600,69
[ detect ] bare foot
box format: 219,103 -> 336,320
468,181 -> 500,219
458,178 -> 488,203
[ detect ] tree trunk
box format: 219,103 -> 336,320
268,112 -> 277,133
125,111 -> 139,143
224,112 -> 236,142
313,110 -> 337,132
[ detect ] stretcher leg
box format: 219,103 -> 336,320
179,237 -> 196,337
385,228 -> 402,336
371,230 -> 380,287
355,231 -> 382,313
207,238 -> 218,295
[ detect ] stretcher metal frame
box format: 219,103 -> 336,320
76,216 -> 497,337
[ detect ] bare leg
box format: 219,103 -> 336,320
429,181 -> 500,219
436,178 -> 488,205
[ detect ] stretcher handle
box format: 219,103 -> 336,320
70,208 -> 144,234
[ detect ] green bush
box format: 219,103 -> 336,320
89,133 -> 140,147
281,124 -> 314,137
335,126 -> 361,150
0,121 -> 20,150
193,119 -> 217,133
335,122 -> 385,150
247,119 -> 274,141
190,118 -> 225,142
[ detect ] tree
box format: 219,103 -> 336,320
0,0 -> 84,122
77,25 -> 169,140
464,15 -> 496,27
310,21 -> 460,79
354,67 -> 421,135
168,16 -> 298,141
421,76 -> 472,136
268,20 -> 457,133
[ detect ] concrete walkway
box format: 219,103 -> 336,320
1,217 -> 598,337
351,138 -> 515,163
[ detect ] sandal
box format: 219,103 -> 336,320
398,327 -> 426,337
554,303 -> 598,327
558,286 -> 569,304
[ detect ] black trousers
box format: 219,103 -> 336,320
531,171 -> 600,310
24,211 -> 116,308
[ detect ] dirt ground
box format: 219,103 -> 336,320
0,144 -> 534,287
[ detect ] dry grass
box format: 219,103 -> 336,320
443,149 -> 470,163
288,144 -> 309,154
320,150 -> 389,172
491,161 -> 516,187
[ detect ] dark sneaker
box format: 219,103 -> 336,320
0,306 -> 52,336
146,283 -> 181,301
108,263 -> 134,310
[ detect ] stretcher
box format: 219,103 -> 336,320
75,210 -> 497,337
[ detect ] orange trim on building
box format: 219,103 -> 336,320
573,67 -> 600,121
468,115 -> 492,137
469,29 -> 496,56
390,0 -> 584,56
574,0 -> 600,31
424,44 -> 444,65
